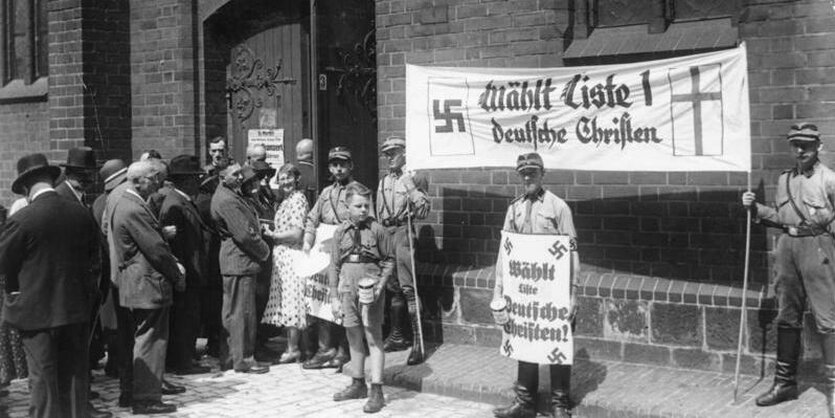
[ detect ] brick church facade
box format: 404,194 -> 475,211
1,0 -> 834,375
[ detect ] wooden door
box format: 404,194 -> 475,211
226,21 -> 310,166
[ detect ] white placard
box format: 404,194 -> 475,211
303,223 -> 341,324
498,231 -> 573,365
248,129 -> 285,167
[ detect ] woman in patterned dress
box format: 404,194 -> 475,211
0,201 -> 29,390
262,163 -> 310,363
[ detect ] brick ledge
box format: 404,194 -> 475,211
416,263 -> 771,309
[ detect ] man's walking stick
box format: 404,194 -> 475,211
405,210 -> 425,359
733,172 -> 753,402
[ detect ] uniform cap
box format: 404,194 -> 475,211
516,152 -> 544,172
787,123 -> 820,142
381,136 -> 406,152
328,146 -> 352,161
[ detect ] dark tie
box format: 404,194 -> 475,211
353,225 -> 363,254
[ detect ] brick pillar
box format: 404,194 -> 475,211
130,0 -> 198,160
48,0 -> 86,162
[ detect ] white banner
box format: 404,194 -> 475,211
302,224 -> 342,325
406,44 -> 750,172
499,231 -> 573,365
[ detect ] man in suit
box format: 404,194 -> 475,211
160,155 -> 211,375
0,153 -> 103,418
211,163 -> 271,374
111,160 -> 186,415
56,146 -> 100,206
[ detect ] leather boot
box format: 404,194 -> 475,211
550,364 -> 572,418
756,327 -> 801,407
363,383 -> 385,413
333,377 -> 368,401
384,292 -> 410,352
493,384 -> 536,418
820,333 -> 835,418
406,302 -> 424,365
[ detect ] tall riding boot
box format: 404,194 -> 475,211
494,362 -> 537,418
820,333 -> 835,418
384,292 -> 410,352
756,327 -> 801,406
550,364 -> 572,418
406,298 -> 424,365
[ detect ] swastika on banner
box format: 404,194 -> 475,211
547,347 -> 567,364
504,238 -> 513,255
548,240 -> 569,260
503,340 -> 514,356
433,99 -> 465,133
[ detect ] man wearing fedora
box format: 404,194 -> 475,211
160,155 -> 211,376
111,160 -> 186,415
0,153 -> 102,418
211,163 -> 271,374
92,159 -> 129,378
57,146 -> 100,206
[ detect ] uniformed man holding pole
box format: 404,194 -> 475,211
742,123 -> 835,417
377,136 -> 430,365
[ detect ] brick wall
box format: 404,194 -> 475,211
378,0 -> 835,373
130,0 -> 198,160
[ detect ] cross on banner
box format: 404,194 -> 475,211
668,65 -> 724,157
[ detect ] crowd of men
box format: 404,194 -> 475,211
0,134 -> 432,417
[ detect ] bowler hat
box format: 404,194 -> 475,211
381,136 -> 406,153
61,147 -> 100,170
250,160 -> 276,178
516,152 -> 544,172
168,155 -> 204,177
787,123 -> 821,142
99,159 -> 127,192
12,153 -> 62,194
328,146 -> 352,162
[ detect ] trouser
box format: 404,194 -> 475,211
774,235 -> 835,333
167,286 -> 201,369
385,225 -> 418,337
132,307 -> 169,403
113,287 -> 135,397
222,275 -> 257,370
201,284 -> 223,355
20,322 -> 90,418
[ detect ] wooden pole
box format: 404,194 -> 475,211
733,170 -> 753,402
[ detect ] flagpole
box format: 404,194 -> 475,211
733,170 -> 753,402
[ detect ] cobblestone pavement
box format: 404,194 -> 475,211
0,358 -> 496,418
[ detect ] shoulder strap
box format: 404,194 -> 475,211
785,174 -> 809,225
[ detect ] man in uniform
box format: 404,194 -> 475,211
376,137 -> 430,365
492,152 -> 579,418
743,123 -> 835,417
301,146 -> 366,370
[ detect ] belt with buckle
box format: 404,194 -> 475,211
784,225 -> 826,237
344,254 -> 376,263
382,218 -> 407,227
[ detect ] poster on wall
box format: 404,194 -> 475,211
406,44 -> 750,172
497,231 -> 573,365
248,128 -> 285,167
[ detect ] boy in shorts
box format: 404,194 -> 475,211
329,182 -> 394,413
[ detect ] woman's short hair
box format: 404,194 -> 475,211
278,163 -> 300,180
